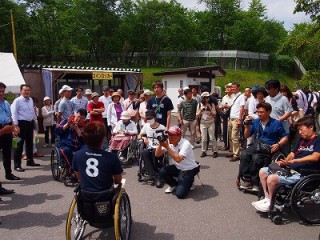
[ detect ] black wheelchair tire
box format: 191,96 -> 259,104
290,174 -> 320,225
51,148 -> 61,181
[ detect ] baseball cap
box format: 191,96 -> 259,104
43,96 -> 51,102
61,85 -> 73,91
91,92 -> 100,98
143,89 -> 154,95
166,126 -> 182,135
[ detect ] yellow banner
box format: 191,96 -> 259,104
92,72 -> 113,80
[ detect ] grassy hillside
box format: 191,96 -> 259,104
141,67 -> 296,92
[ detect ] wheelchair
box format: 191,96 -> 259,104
66,183 -> 132,240
50,147 -> 70,183
137,142 -> 169,188
268,169 -> 320,225
109,134 -> 140,165
236,150 -> 285,194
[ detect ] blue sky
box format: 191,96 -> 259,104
175,0 -> 310,30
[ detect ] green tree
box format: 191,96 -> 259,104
200,0 -> 241,49
294,0 -> 320,22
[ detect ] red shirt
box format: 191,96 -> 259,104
87,101 -> 104,123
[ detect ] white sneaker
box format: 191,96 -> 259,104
252,198 -> 268,208
165,186 -> 176,194
43,144 -> 48,148
190,184 -> 195,191
254,201 -> 270,213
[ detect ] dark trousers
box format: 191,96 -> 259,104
239,145 -> 271,186
14,120 -> 34,168
0,130 -> 13,175
159,165 -> 197,199
221,113 -> 229,148
143,148 -> 163,177
44,125 -> 56,144
102,118 -> 112,142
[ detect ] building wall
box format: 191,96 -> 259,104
161,74 -> 216,112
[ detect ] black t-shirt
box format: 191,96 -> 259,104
147,95 -> 174,126
73,146 -> 123,192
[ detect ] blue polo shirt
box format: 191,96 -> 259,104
249,117 -> 287,145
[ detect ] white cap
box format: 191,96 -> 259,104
43,96 -> 51,102
85,89 -> 92,95
58,89 -> 64,94
91,92 -> 100,98
143,89 -> 154,95
61,85 -> 73,91
183,86 -> 190,90
120,111 -> 131,120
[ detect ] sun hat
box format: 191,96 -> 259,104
143,89 -> 154,95
43,96 -> 51,102
85,89 -> 93,95
111,92 -> 121,100
91,92 -> 100,98
120,111 -> 131,120
201,92 -> 210,97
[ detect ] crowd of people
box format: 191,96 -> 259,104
0,78 -> 320,223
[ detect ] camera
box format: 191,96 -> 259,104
156,129 -> 168,142
243,119 -> 253,125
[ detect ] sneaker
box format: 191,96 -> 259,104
252,198 -> 269,208
190,184 -> 195,191
212,152 -> 218,158
239,180 -> 253,189
165,186 -> 176,194
254,201 -> 270,213
43,144 -> 49,148
200,152 -> 207,158
252,185 -> 259,192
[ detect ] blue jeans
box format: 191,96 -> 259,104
159,165 -> 197,199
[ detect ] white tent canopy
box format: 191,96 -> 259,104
0,52 -> 25,93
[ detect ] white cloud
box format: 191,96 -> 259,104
175,0 -> 310,30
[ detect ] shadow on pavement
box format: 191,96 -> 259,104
0,192 -> 63,210
187,184 -> 218,201
1,211 -> 67,229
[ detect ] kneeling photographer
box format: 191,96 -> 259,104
155,126 -> 199,199
238,102 -> 288,191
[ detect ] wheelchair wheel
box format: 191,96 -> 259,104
51,148 -> 61,181
114,189 -> 132,240
66,197 -> 87,240
290,174 -> 320,225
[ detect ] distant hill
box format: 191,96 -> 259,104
142,67 -> 296,93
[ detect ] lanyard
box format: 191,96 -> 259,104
294,135 -> 317,156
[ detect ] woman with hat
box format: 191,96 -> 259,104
107,92 -> 125,130
111,111 -> 138,162
248,86 -> 268,120
41,96 -> 56,148
87,92 -> 104,123
196,92 -> 218,158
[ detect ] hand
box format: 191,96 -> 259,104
179,119 -> 184,125
143,138 -> 149,145
13,126 -> 20,136
159,140 -> 169,149
271,143 -> 281,153
0,125 -> 15,136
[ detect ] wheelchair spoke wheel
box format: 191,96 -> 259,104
114,190 -> 132,240
50,148 -> 60,181
291,174 -> 320,225
66,197 -> 86,240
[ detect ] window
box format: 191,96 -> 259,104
164,80 -> 167,90
180,80 -> 183,89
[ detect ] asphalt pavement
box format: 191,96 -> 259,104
0,131 -> 319,240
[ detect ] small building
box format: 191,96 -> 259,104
153,66 -> 226,112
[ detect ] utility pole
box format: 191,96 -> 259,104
10,10 -> 17,60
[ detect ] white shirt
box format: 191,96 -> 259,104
99,95 -> 112,118
123,98 -> 136,115
248,98 -> 260,119
295,90 -> 308,113
113,120 -> 138,135
140,123 -> 166,148
139,101 -> 147,119
11,95 -> 37,125
168,138 -> 198,171
229,93 -> 245,119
